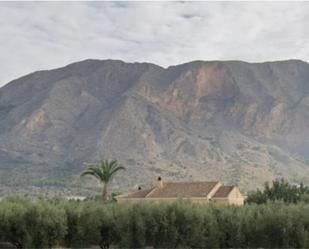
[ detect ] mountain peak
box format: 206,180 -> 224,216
1,59 -> 309,196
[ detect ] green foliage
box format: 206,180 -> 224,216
0,196 -> 66,249
81,159 -> 125,185
247,179 -> 309,204
81,159 -> 125,202
1,197 -> 309,248
61,201 -> 84,248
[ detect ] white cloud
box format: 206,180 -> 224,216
0,2 -> 308,86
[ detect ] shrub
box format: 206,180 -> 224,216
1,197 -> 309,248
0,197 -> 66,249
247,179 -> 309,204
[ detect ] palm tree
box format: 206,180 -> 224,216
81,159 -> 125,202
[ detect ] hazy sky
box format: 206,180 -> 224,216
0,1 -> 308,86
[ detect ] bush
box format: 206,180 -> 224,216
1,197 -> 309,248
61,201 -> 84,248
0,197 -> 32,248
247,179 -> 309,204
0,197 -> 66,248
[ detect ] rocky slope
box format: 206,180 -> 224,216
1,59 -> 309,195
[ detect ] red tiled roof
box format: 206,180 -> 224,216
117,187 -> 155,199
117,181 -> 241,200
147,182 -> 219,198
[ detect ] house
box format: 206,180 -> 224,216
65,195 -> 87,201
116,177 -> 244,205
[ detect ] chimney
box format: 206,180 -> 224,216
157,176 -> 163,188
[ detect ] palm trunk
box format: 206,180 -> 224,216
102,184 -> 108,203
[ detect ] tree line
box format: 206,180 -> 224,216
246,178 -> 309,204
1,197 -> 309,249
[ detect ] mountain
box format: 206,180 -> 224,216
1,59 -> 309,196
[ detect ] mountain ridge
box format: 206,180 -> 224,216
1,59 -> 309,196
3,58 -> 308,88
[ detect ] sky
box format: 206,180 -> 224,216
0,1 -> 308,87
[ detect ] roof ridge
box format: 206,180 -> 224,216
145,186 -> 159,197
212,185 -> 236,198
164,181 -> 220,184
117,186 -> 155,199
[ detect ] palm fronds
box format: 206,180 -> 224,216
81,159 -> 126,202
81,160 -> 125,184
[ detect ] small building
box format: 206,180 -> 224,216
65,195 -> 87,201
116,177 -> 244,205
